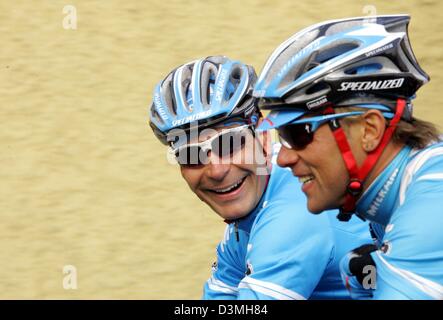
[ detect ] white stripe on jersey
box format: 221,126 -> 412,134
239,276 -> 306,300
207,277 -> 238,294
220,225 -> 231,253
376,251 -> 443,300
399,146 -> 443,206
417,173 -> 443,182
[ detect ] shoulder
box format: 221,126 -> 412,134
398,141 -> 443,206
390,142 -> 443,253
216,224 -> 249,265
406,141 -> 443,174
372,210 -> 443,299
249,161 -> 335,254
256,161 -> 332,232
376,154 -> 443,296
370,142 -> 443,298
264,146 -> 310,206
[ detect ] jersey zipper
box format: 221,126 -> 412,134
234,220 -> 239,242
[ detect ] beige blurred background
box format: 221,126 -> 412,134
0,0 -> 441,299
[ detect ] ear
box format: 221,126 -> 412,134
361,110 -> 387,152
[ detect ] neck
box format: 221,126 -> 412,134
362,141 -> 405,192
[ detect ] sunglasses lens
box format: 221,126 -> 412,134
174,126 -> 251,166
175,146 -> 208,166
212,130 -> 248,158
279,123 -> 314,150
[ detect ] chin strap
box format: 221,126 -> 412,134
326,98 -> 406,221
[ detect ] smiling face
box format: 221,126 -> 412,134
274,106 -> 406,214
276,123 -> 352,214
179,123 -> 271,220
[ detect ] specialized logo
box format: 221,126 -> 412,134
365,42 -> 394,57
154,93 -> 169,120
337,78 -> 404,92
214,69 -> 229,102
172,110 -> 212,126
306,95 -> 328,109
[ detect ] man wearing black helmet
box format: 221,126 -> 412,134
255,15 -> 443,299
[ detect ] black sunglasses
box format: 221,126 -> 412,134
277,112 -> 369,150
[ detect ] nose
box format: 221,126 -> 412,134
277,145 -> 300,168
205,152 -> 231,181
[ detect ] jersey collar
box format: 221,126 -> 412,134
356,145 -> 412,225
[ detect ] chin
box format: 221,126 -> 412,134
307,201 -> 327,215
218,206 -> 251,221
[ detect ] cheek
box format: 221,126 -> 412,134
243,172 -> 267,208
234,137 -> 268,168
319,150 -> 350,198
321,142 -> 348,177
301,128 -> 338,165
341,122 -> 367,165
234,161 -> 265,190
305,129 -> 348,183
180,167 -> 201,192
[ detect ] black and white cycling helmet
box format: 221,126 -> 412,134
254,14 -> 429,118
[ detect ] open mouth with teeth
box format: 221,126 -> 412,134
209,176 -> 247,195
299,175 -> 315,185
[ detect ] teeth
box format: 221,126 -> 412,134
213,177 -> 245,193
299,175 -> 315,184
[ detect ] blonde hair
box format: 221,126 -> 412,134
335,106 -> 441,149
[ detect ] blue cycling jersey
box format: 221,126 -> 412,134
355,140 -> 443,299
203,145 -> 372,300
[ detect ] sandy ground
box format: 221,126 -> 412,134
0,0 -> 442,299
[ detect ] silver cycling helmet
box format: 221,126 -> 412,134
149,55 -> 259,146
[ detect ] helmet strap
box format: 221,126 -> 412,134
326,99 -> 406,221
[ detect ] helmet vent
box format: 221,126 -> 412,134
165,79 -> 178,115
306,82 -> 329,95
345,63 -> 383,75
231,67 -> 242,81
150,107 -> 165,125
206,76 -> 215,106
201,61 -> 218,108
316,42 -> 359,64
